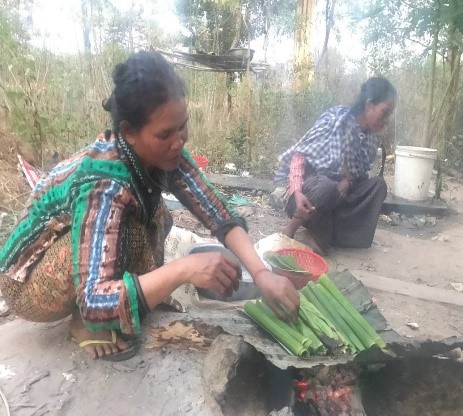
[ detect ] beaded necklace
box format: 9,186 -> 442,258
117,132 -> 154,194
117,133 -> 168,224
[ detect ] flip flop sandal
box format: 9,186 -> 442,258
69,329 -> 141,362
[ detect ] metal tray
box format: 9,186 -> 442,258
185,243 -> 261,301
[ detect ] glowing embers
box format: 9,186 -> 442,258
292,366 -> 365,416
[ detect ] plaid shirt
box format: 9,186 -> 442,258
275,106 -> 378,184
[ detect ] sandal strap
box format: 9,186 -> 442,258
78,329 -> 117,348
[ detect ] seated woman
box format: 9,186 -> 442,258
0,51 -> 299,361
275,77 -> 397,252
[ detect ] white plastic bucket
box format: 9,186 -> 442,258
394,146 -> 437,201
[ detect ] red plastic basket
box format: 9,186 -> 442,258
272,247 -> 328,289
192,155 -> 209,170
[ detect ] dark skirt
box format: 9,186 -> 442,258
286,175 -> 387,249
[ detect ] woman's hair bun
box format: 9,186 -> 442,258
102,94 -> 114,112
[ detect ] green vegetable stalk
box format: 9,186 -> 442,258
318,274 -> 386,349
244,300 -> 310,357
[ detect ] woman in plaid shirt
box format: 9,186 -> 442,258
275,77 -> 396,252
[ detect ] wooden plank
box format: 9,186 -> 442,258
352,269 -> 463,307
206,172 -> 275,193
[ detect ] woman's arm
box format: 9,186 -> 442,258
224,226 -> 300,321
138,251 -> 241,308
167,150 -> 247,243
168,150 -> 299,320
137,227 -> 300,322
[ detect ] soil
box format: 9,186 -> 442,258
1,166 -> 463,415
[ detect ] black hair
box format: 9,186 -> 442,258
104,128 -> 112,140
102,51 -> 186,134
350,77 -> 397,117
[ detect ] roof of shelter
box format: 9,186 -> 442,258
157,48 -> 270,73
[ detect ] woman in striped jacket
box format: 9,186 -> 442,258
0,51 -> 299,361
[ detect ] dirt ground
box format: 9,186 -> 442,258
0,173 -> 462,415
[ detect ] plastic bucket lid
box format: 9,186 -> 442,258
395,146 -> 437,161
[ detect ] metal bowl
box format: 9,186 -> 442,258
227,48 -> 255,61
185,243 -> 260,301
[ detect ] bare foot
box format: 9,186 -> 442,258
69,310 -> 129,359
282,217 -> 305,239
301,230 -> 326,256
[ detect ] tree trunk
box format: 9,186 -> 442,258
441,47 -> 461,152
424,0 -> 440,148
293,0 -> 316,89
81,0 -> 91,55
427,54 -> 461,150
316,0 -> 337,71
230,3 -> 242,49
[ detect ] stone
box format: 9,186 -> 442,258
202,334 -> 268,416
0,298 -> 9,317
447,347 -> 462,360
269,406 -> 294,416
269,187 -> 286,211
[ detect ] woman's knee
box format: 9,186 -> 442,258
303,175 -> 339,209
371,176 -> 388,198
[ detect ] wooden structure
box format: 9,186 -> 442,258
157,48 -> 269,74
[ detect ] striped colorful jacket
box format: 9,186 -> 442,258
0,137 -> 245,335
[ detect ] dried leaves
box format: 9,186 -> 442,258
147,320 -> 224,352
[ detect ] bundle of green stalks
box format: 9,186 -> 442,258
244,274 -> 386,357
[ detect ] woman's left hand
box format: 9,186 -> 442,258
253,270 -> 300,322
338,178 -> 351,200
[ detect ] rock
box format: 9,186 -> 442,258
409,215 -> 426,227
234,206 -> 256,217
425,216 -> 437,226
447,347 -> 462,360
389,212 -> 402,225
451,282 -> 463,292
269,406 -> 294,416
406,322 -> 420,330
202,334 -> 268,416
431,233 -> 450,242
269,187 -> 286,211
0,297 -> 9,317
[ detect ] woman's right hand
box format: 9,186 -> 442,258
179,253 -> 242,299
253,270 -> 300,322
293,190 -> 316,222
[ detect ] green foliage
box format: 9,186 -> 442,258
226,122 -> 248,169
0,0 -> 462,180
175,0 -> 297,54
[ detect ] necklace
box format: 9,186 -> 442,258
117,133 -> 153,194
